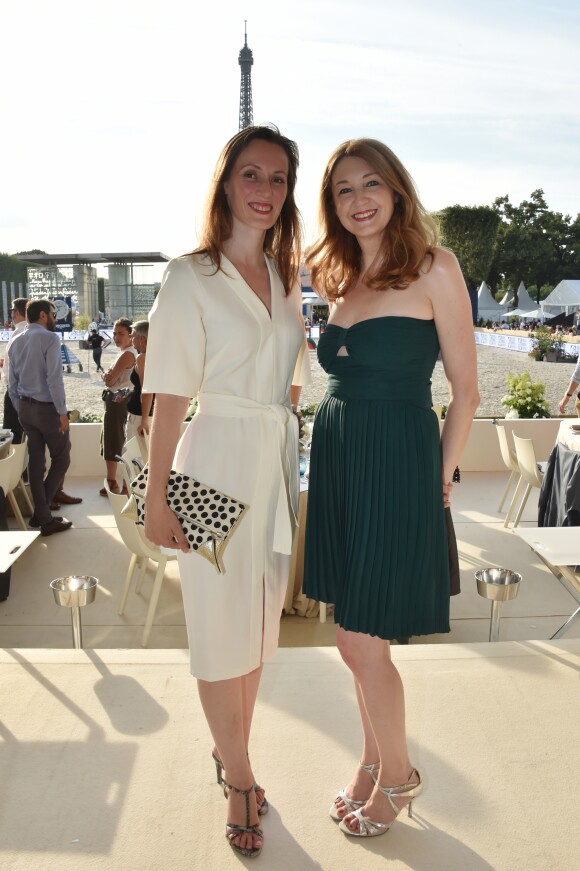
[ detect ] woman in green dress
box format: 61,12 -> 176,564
303,139 -> 479,839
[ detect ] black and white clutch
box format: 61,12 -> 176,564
121,463 -> 249,574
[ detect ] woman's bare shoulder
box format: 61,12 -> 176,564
427,246 -> 461,275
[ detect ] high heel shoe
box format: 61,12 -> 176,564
212,750 -> 224,786
223,780 -> 263,859
212,751 -> 269,816
338,768 -> 422,838
329,760 -> 379,821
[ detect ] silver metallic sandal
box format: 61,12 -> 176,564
329,761 -> 380,821
338,768 -> 422,838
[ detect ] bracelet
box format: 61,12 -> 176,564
566,393 -> 573,398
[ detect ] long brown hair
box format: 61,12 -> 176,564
192,125 -> 301,295
306,138 -> 438,301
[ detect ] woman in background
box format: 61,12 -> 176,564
99,317 -> 137,496
143,125 -> 309,859
558,354 -> 580,416
125,320 -> 153,457
303,138 -> 479,840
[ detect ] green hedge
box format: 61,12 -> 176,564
0,253 -> 27,285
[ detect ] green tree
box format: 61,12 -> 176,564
435,205 -> 500,290
0,252 -> 28,284
490,190 -> 580,302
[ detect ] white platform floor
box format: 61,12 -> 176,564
1,643 -> 578,871
1,473 -> 579,869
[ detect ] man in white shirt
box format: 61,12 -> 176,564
2,297 -> 28,443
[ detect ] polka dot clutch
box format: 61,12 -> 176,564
125,465 -> 249,574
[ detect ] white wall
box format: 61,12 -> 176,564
67,417 -> 564,477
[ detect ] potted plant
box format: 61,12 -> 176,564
501,372 -> 550,419
530,326 -> 563,362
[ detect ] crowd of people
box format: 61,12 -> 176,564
0,304 -> 153,537
490,319 -> 579,335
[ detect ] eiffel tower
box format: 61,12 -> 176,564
238,22 -> 254,130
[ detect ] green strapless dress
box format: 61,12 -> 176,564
303,317 -> 450,638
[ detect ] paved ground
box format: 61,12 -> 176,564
0,339 -> 578,420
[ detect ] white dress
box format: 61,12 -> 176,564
144,253 -> 310,680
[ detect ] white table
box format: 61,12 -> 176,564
515,527 -> 580,639
0,531 -> 40,573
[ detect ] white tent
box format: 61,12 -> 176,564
541,280 -> 580,315
516,282 -> 536,311
477,281 -> 503,319
513,308 -> 545,320
499,288 -> 515,307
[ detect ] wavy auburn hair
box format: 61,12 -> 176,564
306,138 -> 438,301
192,125 -> 301,295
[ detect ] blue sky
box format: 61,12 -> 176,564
2,0 -> 579,273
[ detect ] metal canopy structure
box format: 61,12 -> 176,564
15,252 -> 170,266
14,253 -> 171,321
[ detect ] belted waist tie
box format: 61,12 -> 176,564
197,392 -> 299,555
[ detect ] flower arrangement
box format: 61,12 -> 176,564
527,347 -> 543,361
501,372 -> 550,419
530,326 -> 563,361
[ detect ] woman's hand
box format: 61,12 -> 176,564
558,393 -> 570,415
443,482 -> 453,509
137,417 -> 150,436
144,498 -> 190,552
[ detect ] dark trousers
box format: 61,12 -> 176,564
18,399 -> 71,526
3,391 -> 23,444
92,348 -> 103,371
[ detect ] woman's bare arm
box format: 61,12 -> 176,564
144,393 -> 190,551
103,349 -> 135,386
430,249 -> 480,488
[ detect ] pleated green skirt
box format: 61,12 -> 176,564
303,318 -> 451,639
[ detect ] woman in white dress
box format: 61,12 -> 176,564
143,126 -> 308,858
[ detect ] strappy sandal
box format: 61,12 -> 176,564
223,780 -> 263,858
99,478 -> 120,497
212,750 -> 269,816
338,768 -> 422,838
329,760 -> 379,821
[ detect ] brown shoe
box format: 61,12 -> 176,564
41,518 -> 73,537
99,479 -> 120,497
54,491 -> 83,505
50,501 -> 61,511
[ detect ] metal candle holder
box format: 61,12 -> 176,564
475,568 -> 522,641
50,576 -> 99,649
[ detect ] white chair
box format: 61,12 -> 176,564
9,437 -> 34,516
509,435 -> 545,528
494,422 -> 522,516
0,449 -> 27,530
118,436 -> 147,489
104,479 -> 177,647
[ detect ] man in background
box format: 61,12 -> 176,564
1,297 -> 28,443
8,299 -> 73,536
